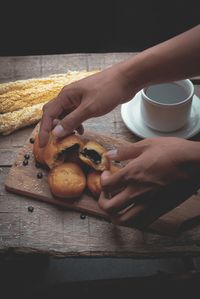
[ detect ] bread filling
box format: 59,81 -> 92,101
56,144 -> 80,162
80,149 -> 101,165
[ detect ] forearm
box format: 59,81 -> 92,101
116,25 -> 200,99
186,140 -> 200,164
180,140 -> 200,180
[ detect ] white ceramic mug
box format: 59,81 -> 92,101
140,79 -> 194,132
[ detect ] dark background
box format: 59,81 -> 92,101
0,2 -> 200,298
0,0 -> 199,56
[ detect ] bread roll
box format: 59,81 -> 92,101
48,162 -> 86,198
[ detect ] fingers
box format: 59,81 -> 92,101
99,187 -> 138,214
52,106 -> 88,138
39,87 -> 86,147
76,124 -> 84,135
53,119 -> 84,134
99,186 -> 150,227
106,143 -> 143,161
111,203 -> 148,227
39,113 -> 54,148
53,119 -> 59,128
39,98 -> 64,147
99,182 -> 152,213
101,169 -> 126,195
101,190 -> 155,228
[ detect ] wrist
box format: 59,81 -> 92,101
182,140 -> 200,176
187,141 -> 200,163
115,52 -> 156,102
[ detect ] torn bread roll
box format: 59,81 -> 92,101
44,133 -> 84,169
79,141 -> 110,172
48,163 -> 86,198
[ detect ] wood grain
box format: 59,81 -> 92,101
4,125 -> 200,237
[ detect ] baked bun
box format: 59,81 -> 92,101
87,171 -> 102,198
44,134 -> 84,169
87,164 -> 120,197
79,141 -> 110,171
48,162 -> 86,198
33,132 -> 46,164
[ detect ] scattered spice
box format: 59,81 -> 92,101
37,172 -> 43,179
35,162 -> 41,168
30,137 -> 35,144
80,213 -> 86,220
24,153 -> 30,160
23,159 -> 28,166
28,206 -> 34,212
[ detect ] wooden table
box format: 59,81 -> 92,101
1,53 -> 200,258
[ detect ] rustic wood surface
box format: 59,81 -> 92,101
4,124 -> 200,237
1,53 -> 200,257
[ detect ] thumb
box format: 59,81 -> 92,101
52,106 -> 87,137
101,170 -> 112,183
106,144 -> 142,161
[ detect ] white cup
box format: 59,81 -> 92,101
140,79 -> 194,132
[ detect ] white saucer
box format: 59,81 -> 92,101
121,91 -> 200,139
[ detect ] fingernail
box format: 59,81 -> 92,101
106,149 -> 118,159
101,170 -> 111,181
52,125 -> 65,137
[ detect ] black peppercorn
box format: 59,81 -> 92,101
37,172 -> 43,179
23,159 -> 28,166
30,137 -> 35,144
35,162 -> 41,168
80,213 -> 86,220
24,153 -> 30,160
28,206 -> 34,212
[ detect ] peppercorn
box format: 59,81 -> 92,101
24,153 -> 30,160
23,159 -> 28,166
80,213 -> 86,220
37,172 -> 43,179
35,162 -> 41,168
28,206 -> 34,212
30,137 -> 35,144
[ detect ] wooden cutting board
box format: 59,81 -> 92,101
5,125 -> 200,236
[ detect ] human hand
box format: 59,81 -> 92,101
39,66 -> 135,147
99,138 -> 200,228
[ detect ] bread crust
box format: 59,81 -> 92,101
33,132 -> 46,164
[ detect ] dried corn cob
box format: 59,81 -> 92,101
0,70 -> 98,113
0,102 -> 47,135
0,70 -> 99,135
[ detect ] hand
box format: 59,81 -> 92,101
39,66 -> 135,147
99,138 -> 200,228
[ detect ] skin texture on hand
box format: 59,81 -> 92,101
99,138 -> 200,228
38,25 -> 200,226
39,66 -> 134,147
39,25 -> 200,148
